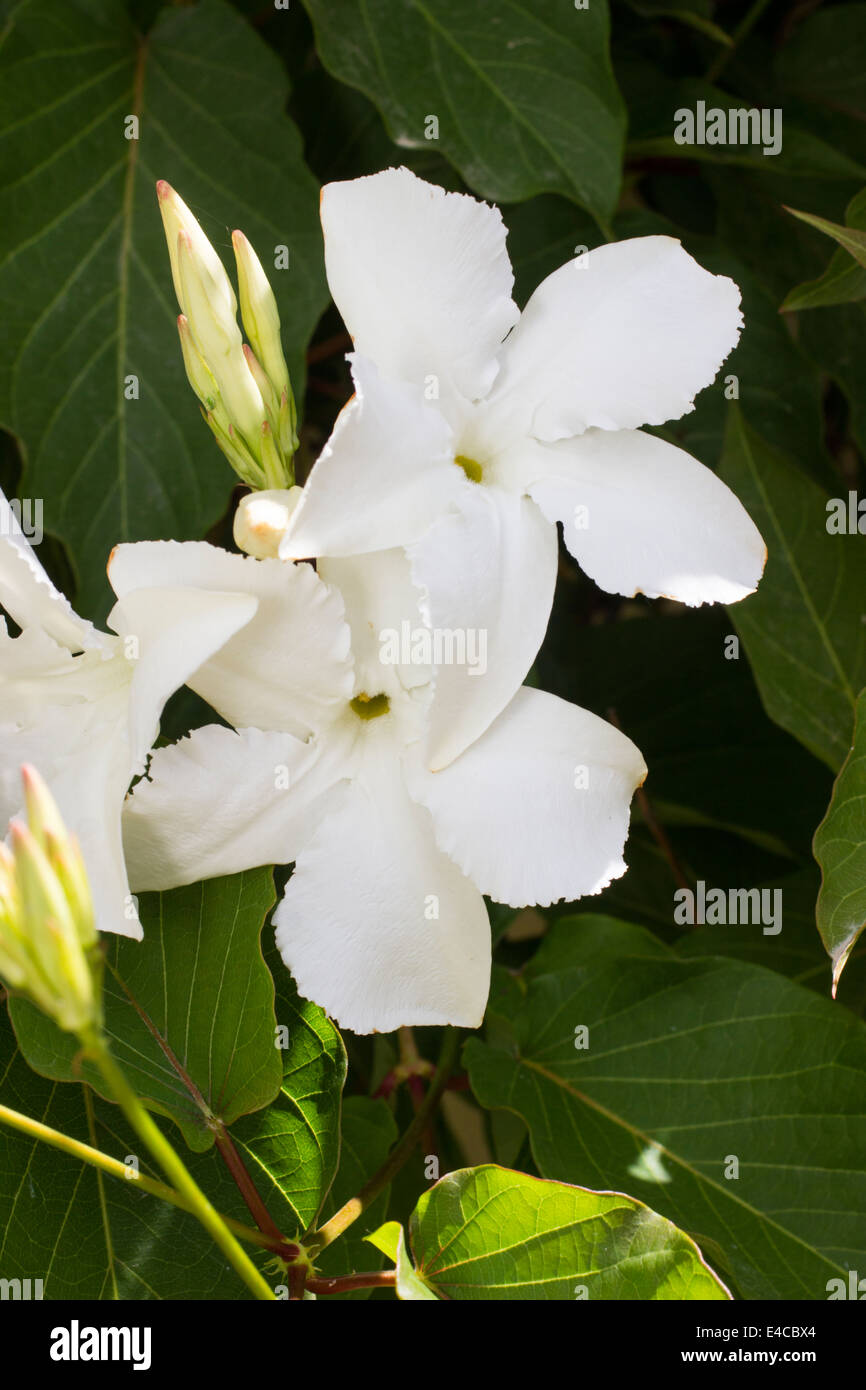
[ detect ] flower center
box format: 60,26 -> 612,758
455,454 -> 483,484
350,691 -> 391,721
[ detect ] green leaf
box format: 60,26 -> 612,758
0,0 -> 327,620
784,202 -> 866,270
781,188 -> 866,310
301,0 -> 626,228
0,1007 -> 257,1299
226,948 -> 347,1237
393,1221 -> 440,1300
366,1218 -> 402,1262
8,870 -> 284,1152
407,1165 -> 729,1299
465,918 -> 866,1299
717,408 -> 866,771
798,299 -> 866,461
814,687 -> 866,993
781,250 -> 866,311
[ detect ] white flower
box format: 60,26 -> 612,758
0,491 -> 275,938
278,167 -> 766,771
119,541 -> 647,1034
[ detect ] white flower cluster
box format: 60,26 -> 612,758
0,169 -> 765,1033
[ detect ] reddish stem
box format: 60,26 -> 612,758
307,1270 -> 397,1295
306,331 -> 353,365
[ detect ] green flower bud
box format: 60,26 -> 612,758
232,230 -> 292,404
176,314 -> 221,416
204,411 -> 266,490
156,181 -> 298,491
156,180 -> 236,322
177,229 -> 267,448
243,343 -> 280,425
0,767 -> 100,1035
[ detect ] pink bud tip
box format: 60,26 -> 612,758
156,179 -> 173,201
9,819 -> 28,848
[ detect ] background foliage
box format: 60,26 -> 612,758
1,0 -> 865,1300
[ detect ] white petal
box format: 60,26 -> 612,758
0,489 -> 103,652
411,687 -> 647,909
109,541 -> 353,738
123,724 -> 354,891
485,237 -> 742,442
407,484 -> 558,770
0,641 -> 140,939
280,356 -> 460,561
109,586 -> 259,771
512,428 -> 766,606
274,737 -> 491,1033
321,167 -> 518,409
54,731 -> 142,939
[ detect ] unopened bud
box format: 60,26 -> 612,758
232,230 -> 292,403
156,180 -> 236,322
259,420 -> 291,491
156,181 -> 297,490
177,315 -> 221,415
0,768 -> 100,1035
177,229 -> 267,447
233,487 -> 303,559
243,343 -> 280,422
206,412 -> 265,490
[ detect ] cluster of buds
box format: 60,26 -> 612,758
0,767 -> 101,1034
157,181 -> 298,491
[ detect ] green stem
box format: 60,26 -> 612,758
311,1027 -> 461,1253
81,1031 -> 277,1300
0,1100 -> 278,1251
706,0 -> 773,83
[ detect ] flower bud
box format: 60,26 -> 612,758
243,343 -> 280,423
205,411 -> 266,490
156,180 -> 236,322
232,230 -> 292,403
177,229 -> 267,447
0,767 -> 100,1035
233,487 -> 304,559
177,315 -> 221,415
156,181 -> 298,490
